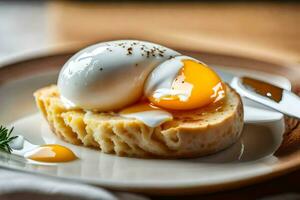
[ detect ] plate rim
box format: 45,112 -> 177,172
1,50 -> 300,195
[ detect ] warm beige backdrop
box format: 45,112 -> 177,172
48,2 -> 300,65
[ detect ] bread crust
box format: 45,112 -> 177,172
34,84 -> 244,158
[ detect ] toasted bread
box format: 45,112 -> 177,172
34,84 -> 243,158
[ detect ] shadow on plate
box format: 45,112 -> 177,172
188,122 -> 283,163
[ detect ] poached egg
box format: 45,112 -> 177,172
58,40 -> 180,111
58,40 -> 225,127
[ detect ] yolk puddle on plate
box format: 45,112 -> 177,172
25,144 -> 77,163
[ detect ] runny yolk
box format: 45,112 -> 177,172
120,102 -> 160,114
25,144 -> 77,163
149,60 -> 226,110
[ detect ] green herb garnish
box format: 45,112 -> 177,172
0,126 -> 17,153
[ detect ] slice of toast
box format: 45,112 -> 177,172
34,84 -> 244,158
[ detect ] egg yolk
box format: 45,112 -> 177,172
149,60 -> 226,110
25,144 -> 77,163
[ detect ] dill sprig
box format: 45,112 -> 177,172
0,126 -> 17,153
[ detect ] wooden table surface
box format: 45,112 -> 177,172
1,1 -> 300,199
48,2 -> 300,64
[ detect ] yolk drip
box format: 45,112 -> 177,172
120,102 -> 160,114
119,101 -> 173,127
26,144 -> 77,163
149,60 -> 225,110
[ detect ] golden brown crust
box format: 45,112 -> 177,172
34,84 -> 244,158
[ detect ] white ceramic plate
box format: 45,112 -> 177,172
0,52 -> 298,195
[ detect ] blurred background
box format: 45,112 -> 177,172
0,1 -> 299,67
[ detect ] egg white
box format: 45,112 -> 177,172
58,40 -> 180,111
120,109 -> 173,127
